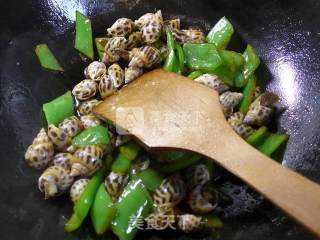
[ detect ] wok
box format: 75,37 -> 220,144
0,0 -> 319,239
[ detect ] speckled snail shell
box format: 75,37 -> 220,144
70,145 -> 104,177
134,12 -> 155,30
25,128 -> 54,170
115,134 -> 132,147
48,124 -> 71,151
184,164 -> 211,189
38,165 -> 74,199
70,178 -> 90,203
141,14 -> 163,44
126,31 -> 142,50
104,172 -> 129,201
178,214 -> 203,233
52,153 -> 74,170
228,112 -> 254,138
188,185 -> 218,213
194,74 -> 229,94
58,116 -> 83,138
98,74 -> 117,99
86,61 -> 107,82
107,18 -> 134,37
219,91 -> 243,117
72,79 -> 97,100
128,46 -> 161,69
80,114 -> 102,129
108,63 -> 124,88
105,37 -> 127,53
153,174 -> 185,208
124,67 -> 143,84
78,99 -> 102,115
164,19 -> 181,31
171,27 -> 205,44
243,92 -> 279,126
145,207 -> 176,230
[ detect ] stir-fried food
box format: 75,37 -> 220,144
27,10 -> 289,239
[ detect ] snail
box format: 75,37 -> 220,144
38,165 -> 74,199
153,174 -> 185,208
135,12 -> 155,29
164,19 -> 180,31
184,164 -> 211,189
58,116 -> 83,138
72,79 -> 97,100
145,207 -> 176,230
70,178 -> 90,203
25,128 -> 54,170
52,153 -> 73,170
85,61 -> 107,82
104,172 -> 129,201
48,124 -> 71,151
126,31 -> 143,50
103,37 -> 127,65
254,86 -> 262,99
243,92 -> 279,126
108,63 -> 124,88
78,99 -> 102,115
177,214 -> 203,233
171,27 -> 205,44
70,145 -> 104,177
228,112 -> 254,138
140,11 -> 164,44
98,74 -> 117,98
124,67 -> 143,84
219,91 -> 243,117
194,74 -> 229,94
128,46 -> 161,69
80,114 -> 102,129
130,156 -> 150,175
188,185 -> 218,213
107,18 -> 134,37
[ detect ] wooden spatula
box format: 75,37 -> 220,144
94,69 -> 320,236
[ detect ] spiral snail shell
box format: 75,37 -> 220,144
70,178 -> 90,203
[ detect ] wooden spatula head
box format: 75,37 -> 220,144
94,68 -> 235,152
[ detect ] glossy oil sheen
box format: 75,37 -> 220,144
0,0 -> 319,239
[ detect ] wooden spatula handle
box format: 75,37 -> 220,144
196,138 -> 320,236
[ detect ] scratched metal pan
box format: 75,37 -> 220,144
0,0 -> 319,239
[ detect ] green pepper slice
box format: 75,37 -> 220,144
119,141 -> 141,161
188,70 -> 203,79
35,44 -> 64,72
72,125 -> 110,148
239,75 -> 256,113
243,44 -> 260,79
75,11 -> 94,60
134,168 -> 164,192
112,153 -> 132,173
95,37 -> 109,60
42,91 -> 74,126
206,16 -> 234,49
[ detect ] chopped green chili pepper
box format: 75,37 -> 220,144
211,50 -> 245,86
176,43 -> 185,72
239,75 -> 257,113
72,125 -> 110,148
119,141 -> 141,161
112,153 -> 131,173
206,16 -> 234,49
104,154 -> 113,172
183,43 -> 222,72
164,28 -> 181,73
257,133 -> 289,157
112,179 -> 153,240
42,91 -> 74,126
203,215 -> 224,229
65,169 -> 104,232
242,44 -> 260,79
188,70 -> 203,79
91,183 -> 117,235
158,153 -> 201,174
75,11 -> 94,60
95,37 -> 109,59
135,168 -> 164,192
35,44 -> 64,72
246,126 -> 268,147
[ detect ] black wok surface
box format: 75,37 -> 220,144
0,0 -> 319,239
